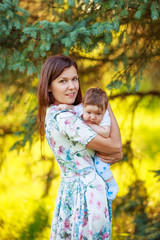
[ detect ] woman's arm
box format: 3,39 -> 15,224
86,103 -> 122,154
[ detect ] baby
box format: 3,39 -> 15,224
58,87 -> 119,200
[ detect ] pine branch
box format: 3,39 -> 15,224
108,90 -> 160,100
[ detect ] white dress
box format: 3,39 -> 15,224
45,105 -> 112,240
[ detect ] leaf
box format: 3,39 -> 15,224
118,30 -> 125,45
84,36 -> 91,45
10,141 -> 22,151
0,3 -> 7,11
58,21 -> 70,31
81,42 -> 87,50
108,0 -> 116,9
61,37 -> 72,47
4,0 -> 14,8
63,48 -> 70,55
19,65 -> 26,73
104,45 -> 109,54
105,31 -> 112,44
135,3 -> 147,20
27,62 -> 35,75
151,1 -> 159,21
28,39 -> 35,52
76,153 -> 81,157
40,32 -> 47,41
20,34 -> 28,43
33,46 -> 40,59
17,6 -> 30,16
0,57 -> 6,71
67,0 -> 75,7
150,170 -> 160,181
113,16 -> 120,32
6,9 -> 14,17
13,17 -> 21,29
120,9 -> 129,18
79,26 -> 87,33
70,31 -> 78,41
107,79 -> 122,90
23,27 -> 37,38
40,42 -> 48,51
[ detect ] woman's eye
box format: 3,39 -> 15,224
73,77 -> 78,81
87,112 -> 91,114
60,80 -> 66,83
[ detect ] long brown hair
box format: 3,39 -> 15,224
37,55 -> 82,139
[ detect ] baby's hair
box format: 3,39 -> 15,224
83,88 -> 108,111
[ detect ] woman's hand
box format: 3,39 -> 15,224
96,151 -> 123,165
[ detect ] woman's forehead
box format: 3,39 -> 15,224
58,66 -> 78,79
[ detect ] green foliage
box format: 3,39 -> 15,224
10,108 -> 37,151
135,2 -> 147,19
0,0 -> 29,36
0,0 -> 160,91
113,180 -> 160,240
150,170 -> 160,181
19,203 -> 50,240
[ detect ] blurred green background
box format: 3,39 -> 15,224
0,0 -> 160,239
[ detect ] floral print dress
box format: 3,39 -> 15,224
45,105 -> 112,240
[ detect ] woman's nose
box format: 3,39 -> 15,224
68,80 -> 74,89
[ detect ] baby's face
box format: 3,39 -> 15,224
83,105 -> 105,125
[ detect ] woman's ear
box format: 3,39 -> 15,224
48,86 -> 52,92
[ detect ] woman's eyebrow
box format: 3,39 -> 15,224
58,75 -> 78,80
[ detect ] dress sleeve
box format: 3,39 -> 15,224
55,110 -> 97,146
100,109 -> 111,126
74,104 -> 83,117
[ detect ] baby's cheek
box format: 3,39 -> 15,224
83,114 -> 87,121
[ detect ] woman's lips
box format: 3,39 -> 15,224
66,93 -> 75,97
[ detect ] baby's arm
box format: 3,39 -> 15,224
87,123 -> 110,138
88,108 -> 111,138
57,104 -> 74,111
58,104 -> 83,118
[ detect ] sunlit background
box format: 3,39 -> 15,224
1,61 -> 159,239
0,0 -> 160,239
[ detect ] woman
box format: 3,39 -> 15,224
38,55 -> 123,240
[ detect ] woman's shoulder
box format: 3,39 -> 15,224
46,104 -> 57,114
45,105 -> 57,120
46,105 -> 76,120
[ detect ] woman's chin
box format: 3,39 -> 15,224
64,98 -> 76,105
54,97 -> 76,105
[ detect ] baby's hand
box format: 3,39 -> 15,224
57,104 -> 69,110
57,104 -> 74,111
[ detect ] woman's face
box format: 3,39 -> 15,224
49,66 -> 79,105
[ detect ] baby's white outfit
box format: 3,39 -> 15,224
74,104 -> 113,181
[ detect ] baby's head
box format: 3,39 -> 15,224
82,88 -> 108,125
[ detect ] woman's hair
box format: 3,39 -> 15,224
37,55 -> 82,139
83,88 -> 108,111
